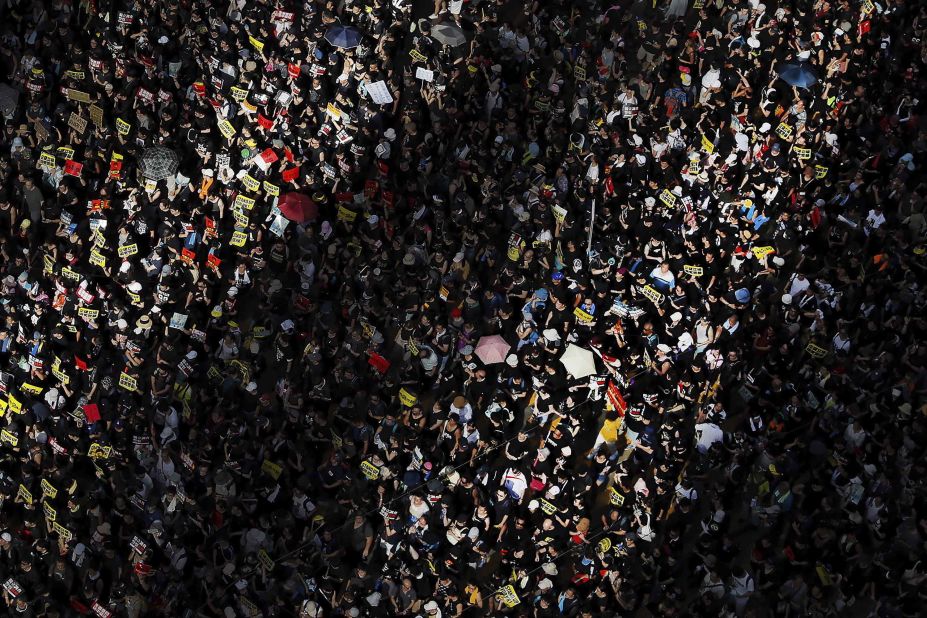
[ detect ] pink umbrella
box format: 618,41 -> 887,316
278,193 -> 319,223
474,335 -> 510,365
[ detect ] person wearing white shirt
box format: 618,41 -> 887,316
694,422 -> 723,453
865,206 -> 886,235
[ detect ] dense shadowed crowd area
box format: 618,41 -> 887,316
0,0 -> 926,616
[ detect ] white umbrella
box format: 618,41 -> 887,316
560,344 -> 597,379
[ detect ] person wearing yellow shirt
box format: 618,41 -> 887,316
587,408 -> 623,459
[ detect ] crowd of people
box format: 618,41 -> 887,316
0,0 -> 926,616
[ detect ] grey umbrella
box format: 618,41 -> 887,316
138,146 -> 180,181
431,23 -> 467,47
0,84 -> 19,118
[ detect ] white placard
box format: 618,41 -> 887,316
415,68 -> 434,82
365,80 -> 394,105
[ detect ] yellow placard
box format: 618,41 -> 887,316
218,120 -> 236,139
234,194 -> 256,210
257,549 -> 275,570
233,209 -> 249,227
700,134 -> 715,154
751,246 -> 775,259
116,118 -> 131,135
118,372 -> 138,392
17,484 -> 32,505
794,146 -> 812,160
78,307 -> 99,320
230,231 -> 248,247
337,205 -> 357,223
53,522 -> 73,542
609,486 -> 625,506
815,165 -> 828,179
61,267 -> 80,281
41,479 -> 58,499
118,244 -> 138,258
249,36 -> 265,53
230,87 -> 249,102
659,189 -> 677,208
241,174 -> 260,191
1,429 -> 18,445
360,460 -> 380,480
805,342 -> 828,359
641,285 -> 664,304
398,388 -> 417,407
326,103 -> 342,120
8,394 -> 22,414
65,89 -> 92,103
573,307 -> 593,324
88,443 -> 113,460
683,264 -> 703,276
261,459 -> 283,479
0,399 -> 7,415
538,499 -> 557,515
496,585 -> 521,608
409,49 -> 427,63
775,123 -> 792,139
43,500 -> 57,522
38,152 -> 57,170
89,250 -> 106,268
263,181 -> 280,196
21,383 -> 43,396
89,104 -> 104,127
57,146 -> 75,160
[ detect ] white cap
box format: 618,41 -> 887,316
383,128 -> 396,141
228,286 -> 238,297
781,293 -> 792,305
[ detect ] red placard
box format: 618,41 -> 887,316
181,248 -> 195,264
368,353 -> 390,374
260,148 -> 278,164
83,403 -> 101,423
64,160 -> 83,177
257,113 -> 274,129
287,63 -> 301,79
606,383 -> 627,416
281,166 -> 300,182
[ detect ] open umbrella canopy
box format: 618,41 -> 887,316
325,26 -> 363,49
431,23 -> 467,47
560,344 -> 597,379
474,335 -> 511,365
0,84 -> 19,118
777,63 -> 818,89
138,146 -> 179,180
278,193 -> 318,223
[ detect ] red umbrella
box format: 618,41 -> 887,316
278,193 -> 318,223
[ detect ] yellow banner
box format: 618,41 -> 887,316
398,388 -> 417,407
